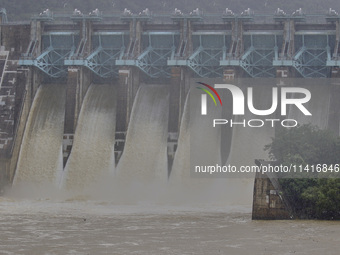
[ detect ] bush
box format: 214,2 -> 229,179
265,124 -> 340,219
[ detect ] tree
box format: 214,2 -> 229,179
265,124 -> 340,166
265,124 -> 340,219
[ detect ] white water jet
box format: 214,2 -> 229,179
13,84 -> 66,187
115,85 -> 169,183
61,84 -> 117,190
224,82 -> 275,206
168,80 -> 231,206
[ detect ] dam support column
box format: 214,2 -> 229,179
275,20 -> 297,127
117,66 -> 140,131
114,15 -> 145,163
167,67 -> 185,169
117,68 -> 131,133
74,68 -> 92,126
62,67 -> 80,165
62,17 -> 97,166
220,15 -> 248,79
273,18 -> 297,79
0,50 -> 15,185
0,51 -> 30,184
115,67 -> 140,162
169,67 -> 182,134
252,170 -> 293,220
29,20 -> 43,98
328,20 -> 340,135
0,16 -> 33,183
329,68 -> 340,135
64,68 -> 78,134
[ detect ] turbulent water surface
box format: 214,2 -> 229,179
0,198 -> 339,255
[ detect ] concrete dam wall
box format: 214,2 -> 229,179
0,11 -> 339,209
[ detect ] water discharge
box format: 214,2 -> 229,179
61,84 -> 117,190
13,84 -> 66,187
116,85 -> 169,183
225,81 -> 276,205
88,84 -> 170,204
288,81 -> 331,129
170,83 -> 222,182
168,80 -> 237,206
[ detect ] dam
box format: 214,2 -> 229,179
0,7 -> 340,193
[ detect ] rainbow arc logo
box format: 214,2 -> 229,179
196,82 -> 222,106
196,82 -> 222,115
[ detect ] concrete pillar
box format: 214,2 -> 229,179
84,21 -> 93,57
135,21 -> 142,56
29,20 -> 43,99
329,68 -> 340,135
282,20 -> 295,58
73,19 -> 93,120
75,67 -> 92,122
169,67 -> 181,134
252,171 -> 292,220
0,15 -> 2,46
275,66 -> 293,135
274,20 -> 296,79
62,68 -> 79,166
168,66 -> 189,173
116,66 -> 139,127
33,20 -> 42,56
187,20 -> 193,56
31,67 -> 41,100
229,20 -> 244,58
9,69 -> 32,183
332,21 -> 339,59
0,159 -> 9,191
117,68 -> 131,133
64,68 -> 79,134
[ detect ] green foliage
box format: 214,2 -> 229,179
301,179 -> 340,219
265,124 -> 340,165
265,125 -> 340,219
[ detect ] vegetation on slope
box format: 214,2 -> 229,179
265,125 -> 340,219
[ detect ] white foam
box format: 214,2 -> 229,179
61,84 -> 117,190
13,84 -> 66,187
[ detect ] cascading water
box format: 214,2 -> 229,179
226,84 -> 275,168
61,84 -> 117,190
116,85 -> 169,183
170,84 -> 222,182
225,81 -> 276,205
168,90 -> 190,183
288,81 -> 331,129
13,84 -> 66,187
328,83 -> 340,136
11,79 -> 294,207
168,81 -> 233,206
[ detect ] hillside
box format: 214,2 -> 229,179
1,0 -> 340,21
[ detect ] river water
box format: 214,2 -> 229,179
0,197 -> 339,255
